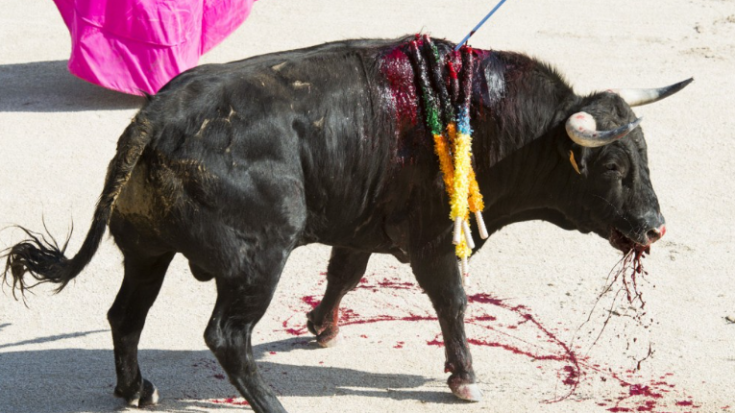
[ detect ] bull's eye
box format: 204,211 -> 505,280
604,162 -> 624,179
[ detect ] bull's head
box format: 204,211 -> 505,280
559,78 -> 692,251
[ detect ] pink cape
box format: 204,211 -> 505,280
53,0 -> 257,95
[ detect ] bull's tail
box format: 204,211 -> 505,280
3,117 -> 153,298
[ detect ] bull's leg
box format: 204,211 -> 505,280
306,247 -> 371,347
107,250 -> 175,407
410,251 -> 481,402
204,250 -> 293,413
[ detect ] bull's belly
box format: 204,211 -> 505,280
300,208 -> 411,263
113,153 -> 412,270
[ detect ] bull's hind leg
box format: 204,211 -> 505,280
204,255 -> 292,413
410,251 -> 481,402
107,249 -> 175,407
205,275 -> 284,412
307,247 -> 371,347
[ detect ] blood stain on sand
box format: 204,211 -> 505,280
279,274 -> 698,411
302,295 -> 321,309
283,325 -> 309,336
428,292 -> 582,401
190,358 -> 254,404
210,397 -> 250,406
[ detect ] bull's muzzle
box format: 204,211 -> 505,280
646,224 -> 666,244
641,211 -> 666,246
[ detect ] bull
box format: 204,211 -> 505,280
3,36 -> 691,412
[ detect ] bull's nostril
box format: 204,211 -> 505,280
646,225 -> 665,243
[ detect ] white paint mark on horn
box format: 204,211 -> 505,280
566,112 -> 643,148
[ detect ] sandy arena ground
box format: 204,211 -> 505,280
1,0 -> 734,412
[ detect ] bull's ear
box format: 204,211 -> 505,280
570,147 -> 590,176
556,135 -> 589,176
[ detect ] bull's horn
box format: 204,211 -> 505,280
566,112 -> 643,148
610,78 -> 693,107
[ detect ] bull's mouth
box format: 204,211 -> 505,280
608,227 -> 650,254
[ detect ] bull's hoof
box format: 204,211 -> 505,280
316,331 -> 342,348
307,311 -> 341,347
115,379 -> 159,407
306,317 -> 318,336
449,382 -> 482,402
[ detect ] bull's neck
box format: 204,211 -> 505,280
476,131 -> 568,234
382,43 -> 578,232
468,50 -> 578,233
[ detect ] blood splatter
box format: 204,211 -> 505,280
210,397 -> 250,406
191,358 -> 224,377
278,273 -> 699,411
190,358 -> 255,405
302,295 -> 321,309
283,324 -> 308,336
603,381 -> 676,412
431,292 -> 582,402
378,278 -> 414,289
630,384 -> 662,398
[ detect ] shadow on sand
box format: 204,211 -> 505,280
0,336 -> 453,413
0,60 -> 144,112
0,329 -> 108,350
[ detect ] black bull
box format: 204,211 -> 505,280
3,37 -> 690,412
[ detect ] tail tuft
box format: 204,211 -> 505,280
3,226 -> 75,299
3,116 -> 152,302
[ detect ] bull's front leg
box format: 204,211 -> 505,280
410,250 -> 481,402
307,247 -> 371,347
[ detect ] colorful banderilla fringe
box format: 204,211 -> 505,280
409,36 -> 488,280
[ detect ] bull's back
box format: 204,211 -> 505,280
120,39 -> 402,249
